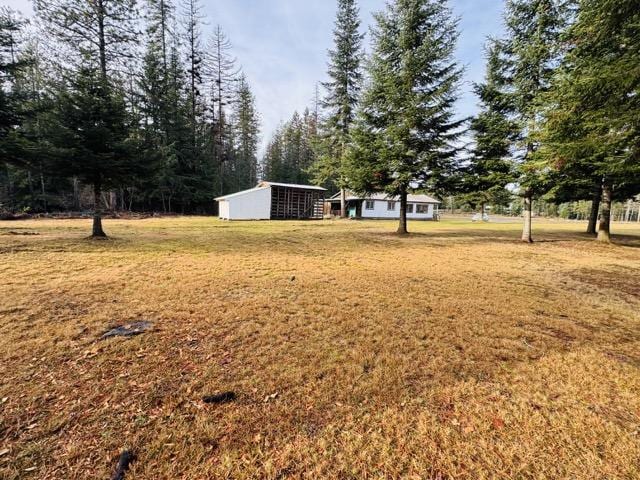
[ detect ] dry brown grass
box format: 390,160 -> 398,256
1,217 -> 639,479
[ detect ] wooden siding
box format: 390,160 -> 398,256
270,185 -> 325,220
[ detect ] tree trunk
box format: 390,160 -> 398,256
624,200 -> 632,222
597,182 -> 612,243
397,188 -> 408,235
6,164 -> 14,209
27,170 -> 35,205
587,182 -> 601,235
97,0 -> 107,81
160,0 -> 167,72
340,188 -> 347,218
92,180 -> 107,238
521,193 -> 533,243
40,170 -> 47,212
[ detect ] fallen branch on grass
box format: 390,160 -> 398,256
202,391 -> 237,404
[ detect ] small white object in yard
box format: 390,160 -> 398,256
0,449 -> 9,457
264,392 -> 279,403
472,213 -> 490,222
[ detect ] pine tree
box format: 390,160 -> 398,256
34,0 -> 141,235
347,0 -> 464,234
262,125 -> 284,182
231,75 -> 260,190
205,25 -> 239,195
47,67 -> 143,236
501,0 -> 567,242
140,0 -> 183,212
181,0 -> 205,144
262,109 -> 318,184
146,0 -> 174,71
283,111 -> 304,183
311,0 -> 363,217
539,0 -> 640,243
0,8 -> 30,212
34,0 -> 139,81
462,40 -> 518,218
0,7 -> 29,168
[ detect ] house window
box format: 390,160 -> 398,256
406,204 -> 414,214
416,204 -> 430,214
365,200 -> 375,210
387,201 -> 396,211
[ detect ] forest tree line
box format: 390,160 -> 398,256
0,0 -> 260,235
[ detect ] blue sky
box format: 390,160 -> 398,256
6,0 -> 506,153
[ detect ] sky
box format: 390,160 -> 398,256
5,0 -> 506,154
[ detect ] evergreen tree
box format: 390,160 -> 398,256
34,0 -> 142,233
501,0 -> 567,242
179,0 -> 214,211
311,0 -> 363,217
347,0 -> 464,234
34,0 -> 139,80
262,125 -> 285,182
231,75 -> 260,190
205,25 -> 240,195
10,40 -> 64,212
47,67 -> 143,236
462,40 -> 518,217
262,109 -> 318,184
539,0 -> 640,242
139,0 -> 185,212
181,0 -> 205,143
0,8 -> 29,212
0,7 -> 29,169
282,111 -> 304,183
146,0 -> 174,71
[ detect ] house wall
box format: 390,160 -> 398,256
219,200 -> 230,220
221,187 -> 272,220
360,200 -> 435,219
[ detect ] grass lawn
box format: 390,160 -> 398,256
1,217 -> 639,479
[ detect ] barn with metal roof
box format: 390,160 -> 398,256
215,182 -> 327,220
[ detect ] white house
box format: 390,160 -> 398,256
216,182 -> 327,220
327,191 -> 441,220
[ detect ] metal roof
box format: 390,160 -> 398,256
258,181 -> 327,191
215,185 -> 269,201
215,182 -> 327,201
329,191 -> 441,204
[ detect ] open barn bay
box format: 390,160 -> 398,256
1,218 -> 640,479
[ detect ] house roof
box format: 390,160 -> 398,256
329,191 -> 441,204
215,182 -> 327,201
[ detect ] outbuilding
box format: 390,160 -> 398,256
327,191 -> 441,220
216,182 -> 327,220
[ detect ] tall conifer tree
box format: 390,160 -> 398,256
311,0 -> 363,217
231,75 -> 260,190
539,0 -> 640,242
500,0 -> 567,242
347,0 -> 464,234
35,0 -> 140,236
462,41 -> 518,217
